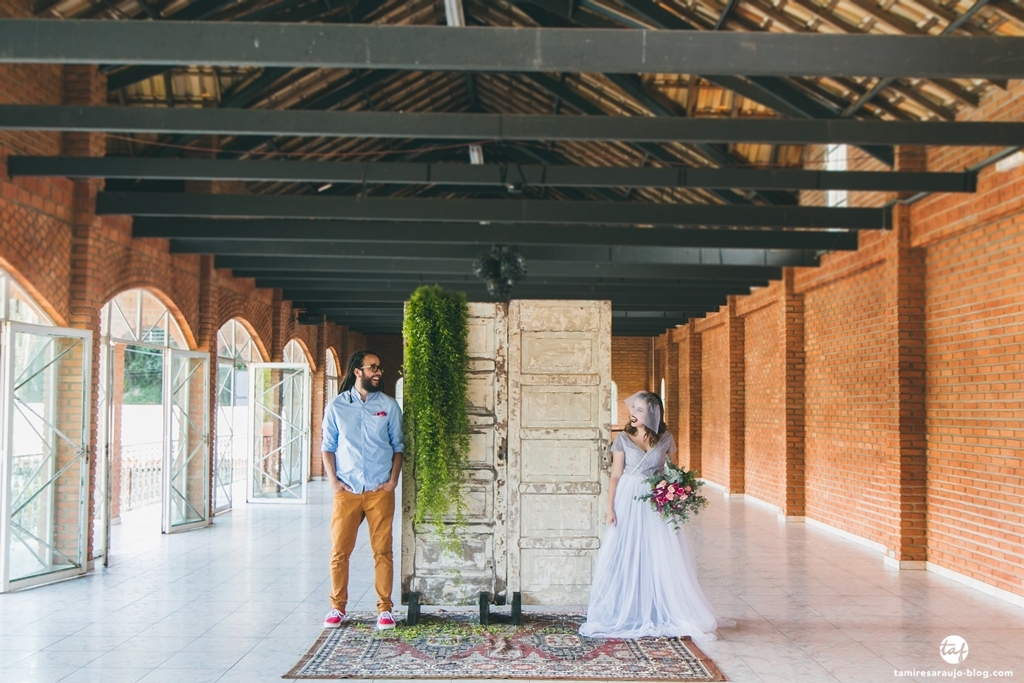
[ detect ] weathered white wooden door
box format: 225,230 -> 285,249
507,300 -> 612,605
402,302 -> 508,603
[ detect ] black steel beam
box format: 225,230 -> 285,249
237,271 -> 773,289
135,218 -> 859,250
311,306 -> 718,319
605,0 -> 895,167
259,279 -> 754,296
215,255 -> 782,280
6,106 -> 1024,147
20,156 -> 972,192
517,71 -> 764,205
4,21 -> 1024,78
169,239 -> 817,267
284,287 -> 728,304
101,193 -> 888,229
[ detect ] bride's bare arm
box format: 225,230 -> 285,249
607,450 -> 625,525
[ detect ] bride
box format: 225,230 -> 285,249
579,391 -> 732,641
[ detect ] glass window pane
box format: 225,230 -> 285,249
283,340 -> 304,364
7,332 -> 89,583
167,355 -> 208,528
250,366 -> 307,500
7,278 -> 51,326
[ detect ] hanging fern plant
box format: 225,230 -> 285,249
403,285 -> 471,549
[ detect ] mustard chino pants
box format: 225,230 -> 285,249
329,488 -> 395,613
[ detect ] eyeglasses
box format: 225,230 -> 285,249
358,364 -> 384,374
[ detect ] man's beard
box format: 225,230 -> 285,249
359,375 -> 382,393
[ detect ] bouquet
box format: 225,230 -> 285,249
635,460 -> 708,531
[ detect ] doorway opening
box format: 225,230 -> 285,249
247,339 -> 311,504
214,318 -> 264,513
0,268 -> 92,592
99,289 -> 209,562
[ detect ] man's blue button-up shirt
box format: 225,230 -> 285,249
322,389 -> 405,494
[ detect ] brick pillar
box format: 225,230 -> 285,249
310,322 -> 327,479
781,269 -> 806,520
725,297 -> 745,494
63,64 -> 107,562
197,256 -> 220,517
672,322 -> 702,473
270,289 -> 286,361
895,146 -> 927,201
884,205 -> 927,568
655,331 -> 680,435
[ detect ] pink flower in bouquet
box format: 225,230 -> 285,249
656,480 -> 668,489
666,491 -> 676,501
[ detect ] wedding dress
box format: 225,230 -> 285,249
579,431 -> 732,641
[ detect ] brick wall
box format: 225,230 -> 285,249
611,336 -> 653,431
0,62 -> 351,554
672,323 -> 701,472
653,333 -> 679,434
366,334 -> 404,398
655,79 -> 1024,598
694,302 -> 745,493
738,286 -> 785,510
799,252 -> 891,538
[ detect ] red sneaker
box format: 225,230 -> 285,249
376,611 -> 396,631
324,609 -> 345,628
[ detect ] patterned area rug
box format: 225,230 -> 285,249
284,611 -> 726,680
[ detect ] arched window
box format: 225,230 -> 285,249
217,318 -> 261,364
0,269 -> 52,325
660,378 -> 667,422
325,349 -> 340,403
99,289 -> 206,535
100,289 -> 186,348
283,339 -> 308,365
214,319 -> 263,513
610,381 -> 618,426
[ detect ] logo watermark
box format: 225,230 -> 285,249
941,636 -> 969,664
892,636 -> 1014,679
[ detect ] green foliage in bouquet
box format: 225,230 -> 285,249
403,286 -> 471,550
635,461 -> 709,531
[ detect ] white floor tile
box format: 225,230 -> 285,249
0,481 -> 1021,683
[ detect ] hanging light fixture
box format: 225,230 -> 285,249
472,245 -> 528,299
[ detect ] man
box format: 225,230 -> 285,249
321,350 -> 404,631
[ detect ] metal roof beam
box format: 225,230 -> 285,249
99,192 -> 888,229
214,255 -> 783,280
6,106 -> 1022,147
234,270 -> 773,288
256,278 -> 757,295
286,289 -> 729,307
4,20 -> 1024,78
167,239 -> 819,267
134,218 -> 860,250
17,157 -> 973,193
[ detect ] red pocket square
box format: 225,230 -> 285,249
375,411 -> 388,417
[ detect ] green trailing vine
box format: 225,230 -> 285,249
403,285 -> 471,551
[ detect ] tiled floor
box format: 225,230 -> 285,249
2,482 -> 1023,683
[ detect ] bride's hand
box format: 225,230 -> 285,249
606,511 -> 617,526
